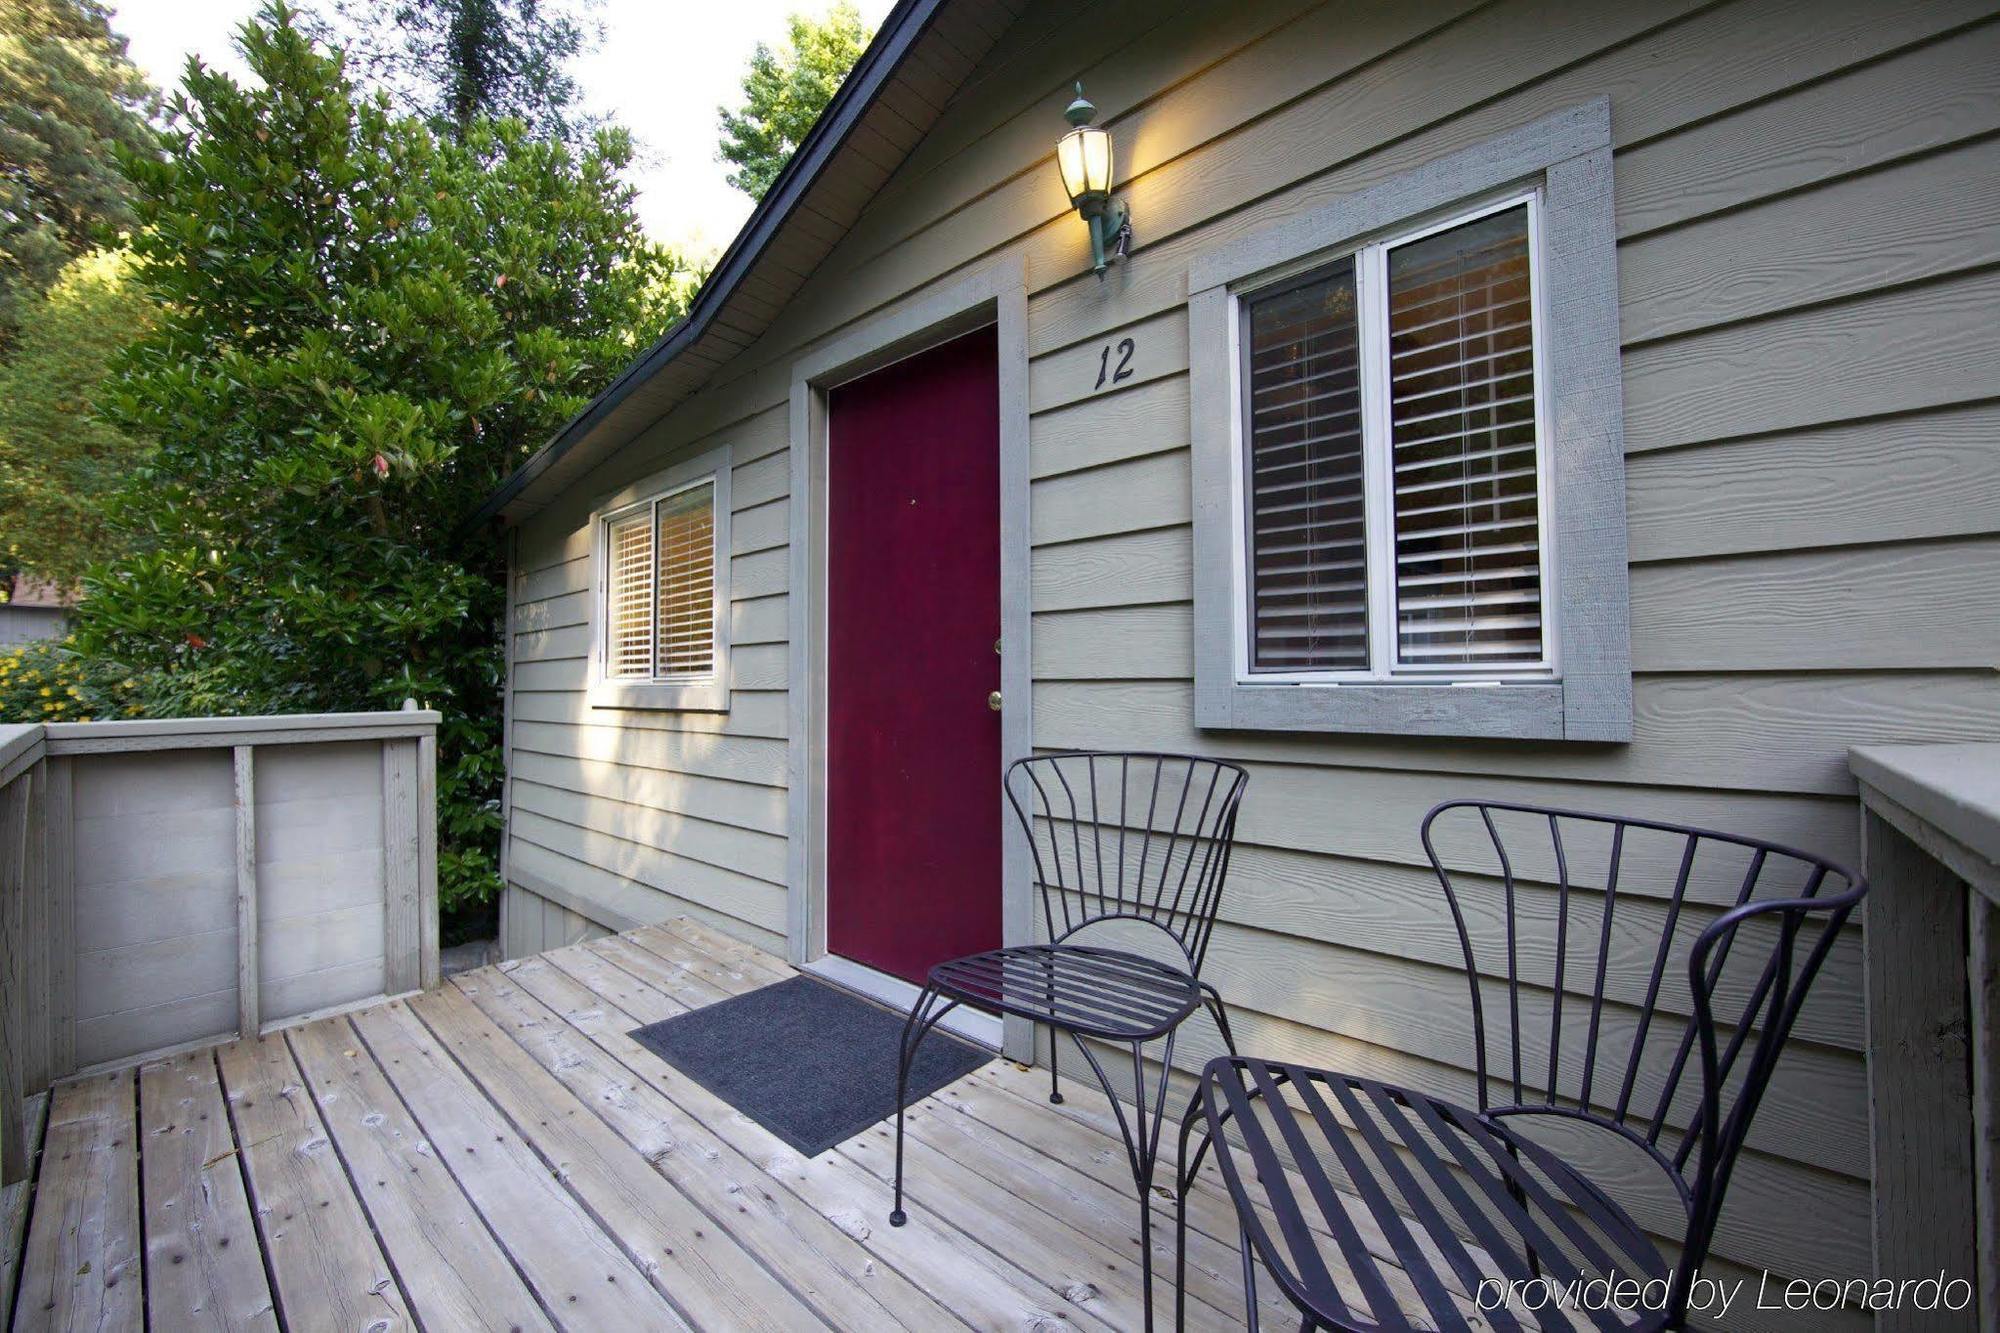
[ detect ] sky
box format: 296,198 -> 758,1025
108,0 -> 899,259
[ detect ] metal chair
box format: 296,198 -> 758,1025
1175,800 -> 1866,1332
891,751 -> 1249,1328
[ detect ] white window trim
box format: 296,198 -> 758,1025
1229,189 -> 1558,687
1188,99 -> 1632,741
585,444 -> 732,713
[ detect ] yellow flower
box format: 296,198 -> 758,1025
38,687 -> 51,698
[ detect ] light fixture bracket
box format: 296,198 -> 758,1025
1082,196 -> 1131,278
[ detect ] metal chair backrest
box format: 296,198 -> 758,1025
1419,799 -> 1865,1284
1005,752 -> 1249,975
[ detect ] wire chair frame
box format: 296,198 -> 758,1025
892,752 -> 1249,1332
1004,751 -> 1250,975
1419,799 -> 1867,1305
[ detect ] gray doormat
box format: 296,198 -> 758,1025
628,974 -> 991,1157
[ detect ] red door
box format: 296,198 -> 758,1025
826,326 -> 1003,985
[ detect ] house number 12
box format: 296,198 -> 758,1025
1093,337 -> 1136,390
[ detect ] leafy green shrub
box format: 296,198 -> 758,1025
70,3 -> 695,917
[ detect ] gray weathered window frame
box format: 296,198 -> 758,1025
1188,99 -> 1631,741
584,442 -> 732,713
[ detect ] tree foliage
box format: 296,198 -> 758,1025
716,3 -> 871,200
75,2 -> 695,913
316,0 -> 600,147
0,247 -> 154,586
0,0 -> 156,339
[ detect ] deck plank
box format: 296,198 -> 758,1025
646,916 -> 1474,1329
283,1018 -> 553,1332
896,1090 -> 1303,1327
347,999 -> 690,1330
215,1034 -> 414,1332
138,1051 -> 278,1330
0,1093 -> 48,1330
12,1073 -> 139,1332
620,922 -> 1274,1328
451,964 -> 966,1331
6,916 -> 1455,1333
515,946 -> 1098,1331
960,1062 -> 1485,1311
403,983 -> 827,1332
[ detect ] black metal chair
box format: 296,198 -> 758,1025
892,751 -> 1249,1326
1175,800 -> 1866,1332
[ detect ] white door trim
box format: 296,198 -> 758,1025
784,255 -> 1034,1061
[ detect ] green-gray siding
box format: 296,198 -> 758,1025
500,1 -> 2000,1321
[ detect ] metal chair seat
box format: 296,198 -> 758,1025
1187,1056 -> 1670,1333
928,943 -> 1203,1042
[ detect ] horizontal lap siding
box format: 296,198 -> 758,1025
502,0 -> 2000,1318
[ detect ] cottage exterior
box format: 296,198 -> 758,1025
475,1 -> 2000,1323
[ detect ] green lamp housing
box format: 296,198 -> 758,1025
1055,84 -> 1131,277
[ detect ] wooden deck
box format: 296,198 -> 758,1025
0,917 -> 1453,1332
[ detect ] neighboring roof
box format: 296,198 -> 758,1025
473,0 -> 1025,528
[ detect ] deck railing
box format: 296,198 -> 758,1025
1852,742 -> 2000,1333
0,707 -> 440,1181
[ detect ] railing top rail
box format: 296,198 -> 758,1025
0,724 -> 46,786
42,708 -> 441,756
1851,742 -> 2000,874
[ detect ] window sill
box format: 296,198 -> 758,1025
586,679 -> 730,714
1195,679 -> 1566,740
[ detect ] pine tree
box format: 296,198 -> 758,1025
717,4 -> 872,200
316,0 -> 599,147
0,0 -> 156,339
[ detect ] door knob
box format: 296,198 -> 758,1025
987,691 -> 1003,712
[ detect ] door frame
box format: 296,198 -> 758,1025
785,256 -> 1034,1059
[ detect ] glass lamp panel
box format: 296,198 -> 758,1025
1056,128 -> 1091,203
1079,124 -> 1112,196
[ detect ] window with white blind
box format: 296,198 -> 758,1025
587,447 -> 731,712
1241,195 -> 1550,681
1188,103 -> 1632,740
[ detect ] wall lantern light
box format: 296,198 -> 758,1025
1056,83 -> 1131,278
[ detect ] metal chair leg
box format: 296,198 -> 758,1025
1049,1023 -> 1063,1104
1239,1228 -> 1261,1333
891,982 -> 955,1228
1174,1089 -> 1207,1333
1199,981 -> 1238,1057
1064,1027 -> 1178,1332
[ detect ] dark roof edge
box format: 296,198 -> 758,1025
468,0 -> 947,528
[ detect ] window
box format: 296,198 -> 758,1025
1242,197 -> 1548,680
1188,102 -> 1630,740
587,448 -> 731,711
